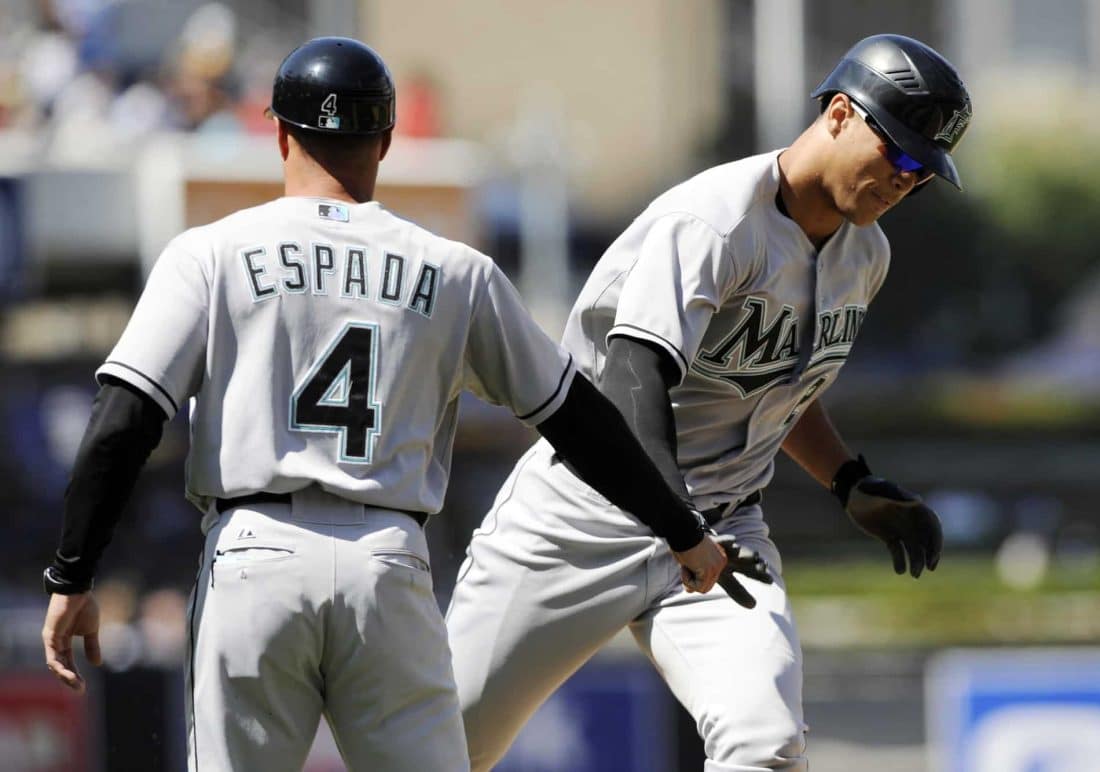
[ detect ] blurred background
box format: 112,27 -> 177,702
1,0 -> 1099,770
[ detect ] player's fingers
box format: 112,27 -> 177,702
906,542 -> 926,579
693,566 -> 719,594
924,511 -> 943,571
928,544 -> 941,571
680,566 -> 698,593
718,574 -> 757,608
83,632 -> 102,667
45,648 -> 84,693
886,540 -> 907,575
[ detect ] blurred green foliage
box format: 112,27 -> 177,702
976,127 -> 1100,325
786,556 -> 1100,648
855,110 -> 1100,366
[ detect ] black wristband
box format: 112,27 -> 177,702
831,454 -> 872,506
42,565 -> 94,595
665,509 -> 710,553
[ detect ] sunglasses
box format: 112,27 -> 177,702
850,102 -> 934,182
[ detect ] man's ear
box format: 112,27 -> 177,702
378,129 -> 393,162
276,118 -> 291,161
824,93 -> 853,139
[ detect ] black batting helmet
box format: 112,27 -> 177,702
811,34 -> 972,189
269,37 -> 395,135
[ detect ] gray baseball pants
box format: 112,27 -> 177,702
186,487 -> 468,771
446,440 -> 807,771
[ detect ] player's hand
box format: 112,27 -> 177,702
713,534 -> 773,608
672,534 -> 727,594
845,477 -> 943,578
42,592 -> 101,694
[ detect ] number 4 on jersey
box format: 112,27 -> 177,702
290,322 -> 381,463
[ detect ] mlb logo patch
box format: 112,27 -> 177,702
319,93 -> 340,130
318,203 -> 349,222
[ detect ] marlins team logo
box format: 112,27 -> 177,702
934,102 -> 971,144
318,92 -> 341,130
692,296 -> 866,397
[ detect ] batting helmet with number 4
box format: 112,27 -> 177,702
268,36 -> 396,135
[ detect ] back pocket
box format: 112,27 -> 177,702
214,545 -> 295,566
371,549 -> 430,573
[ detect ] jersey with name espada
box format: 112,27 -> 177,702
98,197 -> 574,514
561,150 -> 890,511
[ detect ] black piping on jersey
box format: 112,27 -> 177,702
693,348 -> 851,396
516,354 -> 574,422
102,360 -> 178,414
807,351 -> 851,370
186,553 -> 202,765
608,325 -> 689,380
579,209 -> 745,387
693,360 -> 798,397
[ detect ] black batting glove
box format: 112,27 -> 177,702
832,455 -> 943,578
713,534 -> 773,608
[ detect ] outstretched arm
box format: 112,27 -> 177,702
42,376 -> 167,692
536,372 -> 727,594
782,399 -> 942,577
780,399 -> 854,488
537,337 -> 772,603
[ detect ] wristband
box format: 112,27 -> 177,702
42,565 -> 93,595
831,454 -> 872,506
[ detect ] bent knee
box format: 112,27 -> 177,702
699,709 -> 806,770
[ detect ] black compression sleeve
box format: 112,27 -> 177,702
535,367 -> 705,552
599,336 -> 691,503
49,377 -> 168,590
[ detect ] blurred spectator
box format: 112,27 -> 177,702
136,588 -> 188,667
95,577 -> 143,671
164,2 -> 242,133
396,69 -> 443,139
16,1 -> 79,122
0,0 -> 262,150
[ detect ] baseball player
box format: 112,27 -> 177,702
39,37 -> 768,771
447,34 -> 968,771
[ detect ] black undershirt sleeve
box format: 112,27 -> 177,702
598,336 -> 691,502
535,340 -> 704,552
49,376 -> 168,591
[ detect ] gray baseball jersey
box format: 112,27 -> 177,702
449,150 -> 890,770
97,197 -> 575,515
561,149 -> 889,511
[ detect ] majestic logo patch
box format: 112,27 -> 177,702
692,296 -> 865,397
236,528 -> 255,540
934,102 -> 972,144
318,92 -> 341,130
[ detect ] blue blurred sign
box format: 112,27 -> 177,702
496,656 -> 675,772
926,648 -> 1100,772
0,177 -> 25,299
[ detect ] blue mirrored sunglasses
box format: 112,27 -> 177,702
850,102 -> 932,180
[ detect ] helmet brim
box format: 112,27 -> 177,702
870,106 -> 963,190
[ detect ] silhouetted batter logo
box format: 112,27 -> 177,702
319,92 -> 341,130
